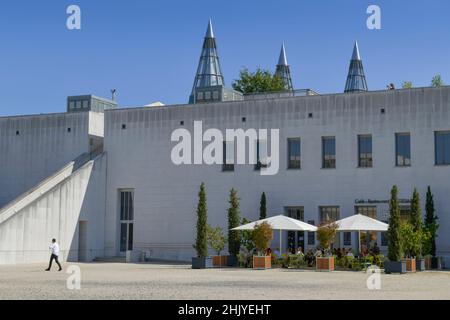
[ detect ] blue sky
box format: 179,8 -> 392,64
0,0 -> 449,116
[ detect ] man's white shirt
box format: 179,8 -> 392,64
49,243 -> 60,256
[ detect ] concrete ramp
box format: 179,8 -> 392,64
0,152 -> 106,265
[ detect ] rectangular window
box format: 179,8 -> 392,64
319,206 -> 340,223
287,138 -> 301,169
435,131 -> 450,165
222,141 -> 234,172
344,232 -> 352,246
355,206 -> 377,218
307,220 -> 315,246
396,133 -> 411,166
358,135 -> 373,168
322,136 -> 336,169
119,190 -> 134,252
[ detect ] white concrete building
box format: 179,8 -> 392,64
0,22 -> 449,266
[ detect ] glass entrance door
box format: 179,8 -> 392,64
285,207 -> 305,254
119,190 -> 134,254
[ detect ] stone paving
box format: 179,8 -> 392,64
0,262 -> 449,300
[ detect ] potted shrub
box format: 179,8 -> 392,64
207,225 -> 227,267
227,188 -> 241,267
192,183 -> 213,269
424,187 -> 441,270
252,222 -> 273,269
316,222 -> 338,272
385,186 -> 406,274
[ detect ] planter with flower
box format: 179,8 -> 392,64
316,222 -> 338,272
252,222 -> 273,269
207,225 -> 227,268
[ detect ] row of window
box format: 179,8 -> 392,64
69,100 -> 90,110
223,131 -> 450,171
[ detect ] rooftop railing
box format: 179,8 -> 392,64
243,89 -> 319,101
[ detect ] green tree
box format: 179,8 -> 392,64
431,75 -> 444,87
227,188 -> 241,257
253,222 -> 273,256
240,218 -> 255,252
400,222 -> 422,259
232,68 -> 286,94
402,81 -> 413,89
424,186 -> 439,256
206,225 -> 227,256
409,188 -> 423,257
387,185 -> 403,261
259,192 -> 267,220
194,183 -> 208,258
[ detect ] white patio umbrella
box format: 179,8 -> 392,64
333,214 -> 389,253
231,215 -> 318,253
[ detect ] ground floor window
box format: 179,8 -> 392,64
355,206 -> 378,248
285,207 -> 304,253
119,189 -> 134,253
343,232 -> 352,246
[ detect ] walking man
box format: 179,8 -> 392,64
46,239 -> 62,271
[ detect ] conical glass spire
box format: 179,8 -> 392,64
344,41 -> 368,93
191,20 -> 224,94
275,44 -> 293,91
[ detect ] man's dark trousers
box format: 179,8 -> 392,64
47,254 -> 62,271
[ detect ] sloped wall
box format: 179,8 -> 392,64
0,154 -> 106,265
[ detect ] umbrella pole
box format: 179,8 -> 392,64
279,229 -> 282,254
358,230 -> 361,256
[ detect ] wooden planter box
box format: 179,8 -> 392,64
316,257 -> 335,272
404,258 -> 416,273
253,256 -> 271,269
212,255 -> 228,268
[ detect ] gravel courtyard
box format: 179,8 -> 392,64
0,262 -> 449,300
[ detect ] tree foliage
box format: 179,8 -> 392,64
424,186 -> 439,256
259,192 -> 267,220
387,185 -> 403,261
400,221 -> 423,258
431,75 -> 444,87
252,222 -> 273,256
194,183 -> 208,258
240,218 -> 255,252
402,81 -> 413,89
207,225 -> 227,256
232,68 -> 286,94
317,222 -> 338,254
227,188 -> 241,256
